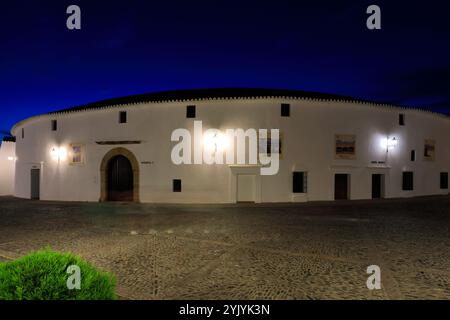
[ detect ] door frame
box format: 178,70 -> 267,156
334,173 -> 350,200
236,174 -> 256,203
107,155 -> 135,201
30,168 -> 40,200
100,148 -> 140,202
371,173 -> 385,199
229,165 -> 261,203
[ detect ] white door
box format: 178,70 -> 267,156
237,174 -> 255,202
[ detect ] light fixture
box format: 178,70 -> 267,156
7,156 -> 14,161
380,136 -> 399,150
203,131 -> 230,153
387,137 -> 398,148
50,146 -> 67,162
50,147 -> 58,161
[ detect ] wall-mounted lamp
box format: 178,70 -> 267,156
203,131 -> 230,153
7,156 -> 14,161
50,146 -> 67,162
380,137 -> 399,150
387,137 -> 398,148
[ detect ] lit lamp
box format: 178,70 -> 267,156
380,136 -> 398,150
387,137 -> 398,148
203,131 -> 229,153
381,136 -> 399,165
50,146 -> 67,162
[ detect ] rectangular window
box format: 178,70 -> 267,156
21,128 -> 24,139
424,139 -> 436,161
259,134 -> 282,156
440,172 -> 448,189
173,179 -> 182,192
186,105 -> 196,118
51,120 -> 57,131
410,150 -> 415,161
293,171 -> 307,193
281,103 -> 290,117
399,113 -> 405,126
119,111 -> 127,124
402,171 -> 414,191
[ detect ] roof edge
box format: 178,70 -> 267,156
10,88 -> 450,134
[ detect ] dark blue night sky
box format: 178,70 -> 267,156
1,0 -> 449,139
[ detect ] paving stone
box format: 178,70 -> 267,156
0,195 -> 449,299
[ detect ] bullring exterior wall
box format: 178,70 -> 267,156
0,141 -> 16,195
10,98 -> 450,203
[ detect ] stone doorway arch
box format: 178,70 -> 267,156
100,148 -> 140,202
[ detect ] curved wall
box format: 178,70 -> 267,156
11,98 -> 450,203
0,141 -> 15,195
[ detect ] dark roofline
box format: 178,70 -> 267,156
48,88 -> 364,114
10,88 -> 449,135
2,136 -> 16,142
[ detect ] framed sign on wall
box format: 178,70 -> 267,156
69,143 -> 86,165
335,134 -> 356,160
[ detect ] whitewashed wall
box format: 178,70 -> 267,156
11,98 -> 450,203
0,141 -> 16,195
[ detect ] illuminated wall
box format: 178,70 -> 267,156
10,98 -> 450,203
0,141 -> 16,195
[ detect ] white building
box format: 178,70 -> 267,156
0,137 -> 16,196
3,88 -> 450,203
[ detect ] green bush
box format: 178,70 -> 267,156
0,249 -> 116,300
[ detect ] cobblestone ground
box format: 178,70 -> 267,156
0,196 -> 449,300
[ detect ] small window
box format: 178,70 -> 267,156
119,111 -> 127,124
293,171 -> 307,193
261,136 -> 282,156
21,128 -> 24,139
424,139 -> 435,160
186,105 -> 196,118
173,179 -> 182,192
399,113 -> 405,126
51,120 -> 57,131
281,103 -> 290,117
410,150 -> 415,162
402,171 -> 414,191
440,172 -> 448,189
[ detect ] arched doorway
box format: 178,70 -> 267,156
100,148 -> 140,202
107,155 -> 133,201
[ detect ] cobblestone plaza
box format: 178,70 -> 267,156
0,196 -> 449,299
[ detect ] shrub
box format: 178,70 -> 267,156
0,249 -> 116,300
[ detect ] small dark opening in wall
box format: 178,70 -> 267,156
410,150 -> 415,161
173,179 -> 182,192
21,128 -> 24,139
281,103 -> 290,117
2,136 -> 16,142
293,171 -> 306,193
119,111 -> 127,124
440,172 -> 448,189
402,171 -> 414,191
51,120 -> 57,131
186,105 -> 196,118
399,114 -> 405,126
